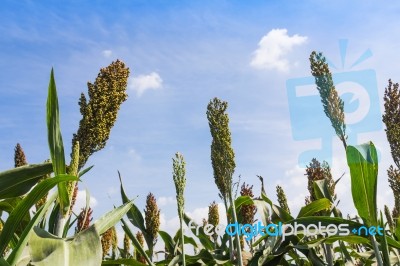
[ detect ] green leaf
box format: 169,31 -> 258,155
119,172 -> 152,248
0,258 -> 11,266
93,200 -> 133,235
346,142 -> 378,226
183,214 -> 214,251
158,231 -> 175,255
313,179 -> 333,201
0,162 -> 53,199
78,165 -> 94,178
29,226 -> 102,266
46,69 -> 69,214
121,219 -> 155,266
0,175 -> 77,255
297,198 -> 331,218
7,192 -> 58,266
261,193 -> 293,223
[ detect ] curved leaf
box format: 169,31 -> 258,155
0,163 -> 53,199
297,198 -> 331,218
7,192 -> 58,266
0,175 -> 77,255
46,69 -> 69,214
346,142 -> 378,226
29,226 -> 101,266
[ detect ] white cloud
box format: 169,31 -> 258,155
73,190 -> 98,213
158,196 -> 176,207
129,72 -> 163,97
102,50 -> 113,58
250,28 -> 307,72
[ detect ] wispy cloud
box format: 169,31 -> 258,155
73,190 -> 98,213
102,50 -> 112,58
250,28 -> 307,72
129,72 -> 163,97
158,196 -> 176,207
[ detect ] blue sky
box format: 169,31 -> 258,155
1,0 -> 400,237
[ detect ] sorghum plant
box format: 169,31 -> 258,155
207,97 -> 242,265
72,60 -> 129,170
14,143 -> 27,167
310,51 -> 347,149
144,192 -> 160,261
276,185 -> 290,214
172,152 -> 187,266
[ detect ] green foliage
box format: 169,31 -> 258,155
346,142 -> 378,227
0,65 -> 136,265
0,162 -> 53,200
3,51 -> 400,266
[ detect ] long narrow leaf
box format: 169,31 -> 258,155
46,69 -> 69,214
93,200 -> 133,235
7,192 -> 58,266
119,172 -> 152,248
121,218 -> 155,266
0,163 -> 53,199
0,175 -> 77,254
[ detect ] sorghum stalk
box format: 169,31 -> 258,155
206,97 -> 243,265
172,152 -> 186,266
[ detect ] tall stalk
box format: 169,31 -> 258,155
206,98 -> 243,265
172,152 -> 187,266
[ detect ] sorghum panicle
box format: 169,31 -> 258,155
72,60 -> 129,170
383,80 -> 400,168
310,51 -> 347,149
144,192 -> 160,245
206,98 -> 236,200
305,159 -> 336,202
172,152 -> 186,219
240,183 -> 257,225
276,185 -> 290,214
388,165 -> 400,218
14,143 -> 27,167
101,227 -> 113,258
75,207 -> 93,233
136,231 -> 146,264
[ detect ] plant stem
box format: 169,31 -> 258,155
229,192 -> 243,266
179,214 -> 186,266
371,235 -> 384,266
55,211 -> 66,237
325,244 -> 333,266
223,199 -> 234,261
